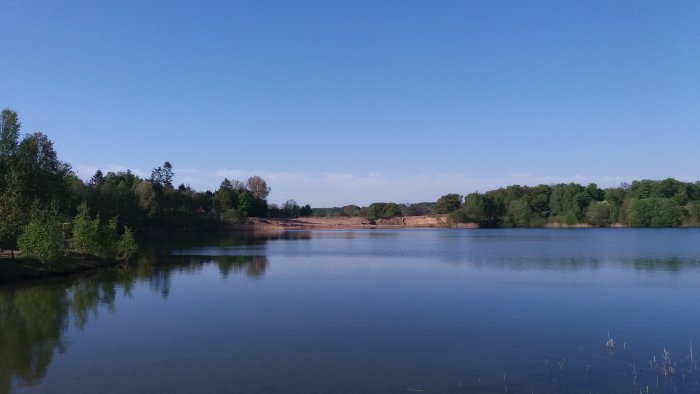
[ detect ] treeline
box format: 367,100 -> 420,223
436,180 -> 700,227
311,180 -> 700,228
0,109 -> 289,259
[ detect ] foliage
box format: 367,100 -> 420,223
71,202 -> 101,255
222,208 -> 246,224
627,198 -> 684,227
0,170 -> 28,249
299,204 -> 312,217
434,193 -> 462,214
586,201 -> 612,227
17,204 -> 65,264
99,217 -> 120,258
505,199 -> 532,227
462,193 -> 500,227
368,202 -> 402,218
117,226 -> 138,261
246,176 -> 270,200
150,161 -> 174,189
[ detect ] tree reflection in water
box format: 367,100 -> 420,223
0,254 -> 267,392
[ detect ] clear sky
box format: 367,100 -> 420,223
2,1 -> 699,206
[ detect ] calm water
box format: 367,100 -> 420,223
2,229 -> 700,393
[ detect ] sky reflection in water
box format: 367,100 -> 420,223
2,229 -> 700,393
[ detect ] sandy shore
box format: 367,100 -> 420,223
244,215 -> 477,230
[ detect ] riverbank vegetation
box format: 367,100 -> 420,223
437,180 -> 700,228
0,109 -> 280,262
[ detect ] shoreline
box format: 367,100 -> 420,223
0,253 -> 123,285
241,215 -> 470,230
2,221 -> 681,285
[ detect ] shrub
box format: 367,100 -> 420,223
17,204 -> 64,264
117,226 -> 138,261
71,202 -> 101,255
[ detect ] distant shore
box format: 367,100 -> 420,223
240,216 -> 634,230
242,215 -> 475,230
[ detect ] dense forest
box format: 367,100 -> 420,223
436,179 -> 700,228
320,181 -> 700,228
313,184 -> 700,229
0,109 -> 288,258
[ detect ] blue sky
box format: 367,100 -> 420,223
2,1 -> 699,206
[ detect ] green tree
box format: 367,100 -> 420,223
71,202 -> 101,255
117,226 -> 138,261
215,178 -> 238,211
99,217 -> 120,258
300,204 -> 312,217
150,161 -> 174,189
282,199 -> 301,217
368,202 -> 402,218
135,181 -> 159,218
13,132 -> 71,206
0,108 -> 21,157
505,199 -> 532,227
434,193 -> 462,214
586,201 -> 611,227
0,170 -> 28,250
0,108 -> 21,189
627,198 -> 683,227
17,204 -> 65,264
462,193 -> 500,226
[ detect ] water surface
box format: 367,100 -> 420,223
2,229 -> 700,393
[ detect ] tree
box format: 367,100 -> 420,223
505,199 -> 532,227
300,204 -> 312,217
368,202 -> 402,218
463,193 -> 500,226
13,132 -> 71,205
117,226 -> 138,261
0,109 -> 21,189
71,202 -> 101,255
585,183 -> 604,201
627,198 -> 683,227
150,161 -> 174,189
215,178 -> 238,211
135,181 -> 159,218
0,108 -> 20,158
0,170 -> 27,251
282,199 -> 300,217
17,204 -> 65,264
434,193 -> 462,214
246,176 -> 270,200
586,201 -> 611,227
89,170 -> 105,188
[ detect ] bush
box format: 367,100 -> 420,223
18,204 -> 64,264
368,203 -> 402,219
434,194 -> 462,214
223,208 -> 246,224
627,198 -> 683,227
71,202 -> 101,254
586,201 -> 612,227
117,226 -> 138,261
99,217 -> 120,258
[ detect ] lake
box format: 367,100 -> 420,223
2,229 -> 700,393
